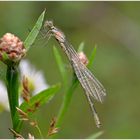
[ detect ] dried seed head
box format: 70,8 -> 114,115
0,33 -> 26,64
47,117 -> 59,137
50,117 -> 57,128
78,52 -> 89,66
27,108 -> 35,113
48,127 -> 59,137
22,76 -> 31,102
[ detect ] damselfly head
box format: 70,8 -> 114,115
44,20 -> 54,30
44,21 -> 66,43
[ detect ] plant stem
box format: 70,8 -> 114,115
6,63 -> 20,134
56,74 -> 79,127
50,74 -> 78,139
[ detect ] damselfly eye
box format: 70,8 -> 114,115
44,20 -> 54,29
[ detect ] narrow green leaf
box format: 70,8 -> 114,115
88,44 -> 97,69
20,83 -> 61,114
24,10 -> 46,50
52,74 -> 79,138
77,42 -> 85,52
56,73 -> 79,127
53,46 -> 67,87
87,131 -> 104,139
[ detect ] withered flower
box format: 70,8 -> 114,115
0,33 -> 26,64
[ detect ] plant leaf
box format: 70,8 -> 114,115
56,73 -> 79,127
88,44 -> 97,69
24,10 -> 46,50
77,42 -> 85,52
20,83 -> 61,115
87,131 -> 104,139
53,46 -> 67,87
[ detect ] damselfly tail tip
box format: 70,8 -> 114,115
94,112 -> 102,128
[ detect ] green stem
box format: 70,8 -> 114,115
6,63 -> 20,134
50,74 -> 78,139
56,74 -> 79,127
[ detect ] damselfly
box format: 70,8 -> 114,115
43,21 -> 106,128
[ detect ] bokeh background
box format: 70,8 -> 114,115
0,1 -> 140,139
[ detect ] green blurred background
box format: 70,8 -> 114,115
0,1 -> 140,139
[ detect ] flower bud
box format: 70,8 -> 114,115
0,33 -> 26,64
78,52 -> 89,66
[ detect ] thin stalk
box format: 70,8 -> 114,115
56,73 -> 79,127
50,74 -> 78,139
6,63 -> 20,134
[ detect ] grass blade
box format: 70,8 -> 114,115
24,10 -> 46,50
77,42 -> 85,52
88,44 -> 97,68
20,83 -> 61,114
53,46 -> 67,87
